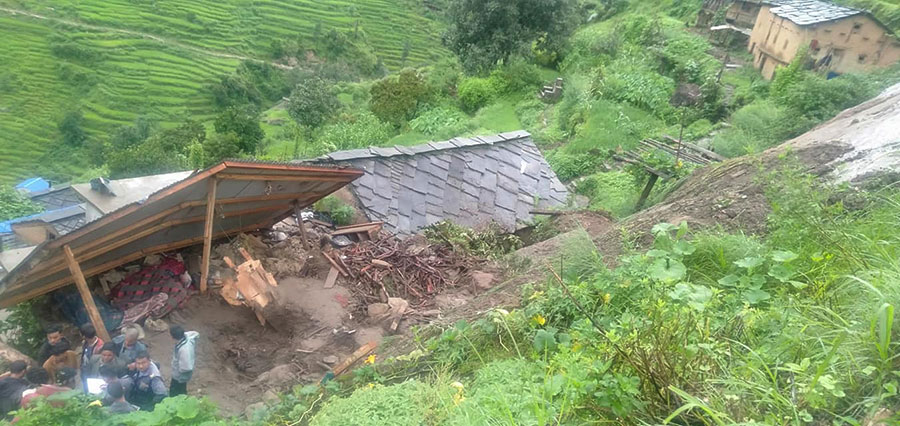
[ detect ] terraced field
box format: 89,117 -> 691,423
0,1 -> 448,183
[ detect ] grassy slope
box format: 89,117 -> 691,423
0,0 -> 448,183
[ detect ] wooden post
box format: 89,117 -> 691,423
63,245 -> 111,342
199,178 -> 218,294
294,202 -> 309,250
635,174 -> 659,211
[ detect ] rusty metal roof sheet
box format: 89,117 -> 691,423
770,0 -> 860,26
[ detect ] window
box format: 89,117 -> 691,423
852,22 -> 862,32
858,54 -> 867,63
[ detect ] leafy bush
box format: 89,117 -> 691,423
457,77 -> 495,113
424,221 -> 523,258
370,68 -> 430,126
310,381 -> 437,426
546,150 -> 604,181
0,187 -> 42,222
314,195 -> 355,226
576,171 -> 640,218
213,105 -> 265,153
595,59 -> 676,117
486,60 -> 544,95
58,110 -> 86,147
288,76 -> 341,129
0,300 -> 45,357
409,107 -> 471,138
316,113 -> 393,153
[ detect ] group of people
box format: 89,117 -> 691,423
0,322 -> 198,419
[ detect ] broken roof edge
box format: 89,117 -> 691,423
0,160 -> 364,300
308,130 -> 534,163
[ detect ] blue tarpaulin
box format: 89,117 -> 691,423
14,177 -> 50,194
52,287 -> 124,331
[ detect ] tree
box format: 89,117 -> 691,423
213,105 -> 265,153
287,77 -> 340,129
0,186 -> 42,222
443,0 -> 577,73
202,132 -> 243,166
58,110 -> 86,147
107,120 -> 206,178
369,68 -> 429,126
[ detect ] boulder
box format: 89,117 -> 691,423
470,271 -> 496,290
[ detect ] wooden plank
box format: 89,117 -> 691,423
200,178 -> 218,294
333,342 -> 377,376
63,246 -> 111,342
217,173 -> 354,182
322,252 -> 348,277
323,267 -> 339,289
331,223 -> 383,237
663,135 -> 726,162
635,174 -> 660,210
529,209 -> 564,216
294,204 -> 309,250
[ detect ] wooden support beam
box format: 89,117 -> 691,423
63,246 -> 111,342
293,203 -> 309,250
635,174 -> 659,210
217,173 -> 353,182
200,178 -> 218,294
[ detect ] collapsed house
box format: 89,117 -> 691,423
312,130 -> 569,235
0,161 -> 362,340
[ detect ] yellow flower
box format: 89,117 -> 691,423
367,383 -> 375,389
88,400 -> 103,407
365,354 -> 376,365
450,381 -> 465,390
453,393 -> 465,405
603,293 -> 612,304
532,314 -> 546,326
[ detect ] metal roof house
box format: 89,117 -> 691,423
0,161 -> 362,340
313,131 -> 569,236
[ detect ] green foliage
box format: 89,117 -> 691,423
444,0 -> 578,73
9,392 -> 224,425
211,62 -> 290,110
309,381 -> 435,426
0,300 -> 45,357
595,58 -> 676,117
409,107 -> 471,138
314,195 -> 355,226
58,110 -> 86,147
118,395 -> 223,425
201,132 -> 243,167
316,113 -> 393,153
107,120 -> 206,178
424,221 -> 523,258
575,171 -> 640,218
457,78 -> 495,113
287,76 -> 341,130
546,150 -> 604,181
213,105 -> 265,153
369,68 -> 430,126
0,186 -> 42,223
485,60 -> 544,95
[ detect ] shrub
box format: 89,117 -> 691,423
457,77 -> 496,113
486,59 -> 544,95
288,76 -> 341,129
546,150 -> 605,181
58,110 -> 86,147
0,187 -> 42,222
576,171 -> 640,218
370,68 -> 430,126
314,195 -> 356,226
310,380 -> 436,426
213,105 -> 265,153
595,60 -> 676,117
409,107 -> 471,138
316,113 -> 393,153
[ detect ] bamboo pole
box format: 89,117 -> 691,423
199,178 -> 218,294
63,245 -> 111,342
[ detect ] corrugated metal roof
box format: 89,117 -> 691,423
770,0 -> 860,26
0,160 -> 363,308
71,171 -> 194,215
313,131 -> 569,235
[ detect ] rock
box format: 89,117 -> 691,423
143,254 -> 162,265
269,231 -> 288,242
0,341 -> 36,367
322,355 -> 339,365
367,303 -> 391,318
244,402 -> 267,420
252,364 -> 297,389
434,294 -> 467,310
145,318 -> 169,333
470,271 -> 496,290
262,389 -> 280,405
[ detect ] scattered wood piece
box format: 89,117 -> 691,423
332,222 -> 384,236
333,342 -> 377,376
310,219 -> 332,228
295,349 -> 315,354
222,252 -> 279,326
371,259 -> 392,268
390,304 -> 408,331
323,267 -> 340,289
529,209 -> 564,216
322,252 -> 348,277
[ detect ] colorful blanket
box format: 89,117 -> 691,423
110,256 -> 189,318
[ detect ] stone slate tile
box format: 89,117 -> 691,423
328,149 -> 373,161
494,208 -> 517,231
452,137 -> 481,147
443,184 -> 461,217
478,134 -> 504,144
480,169 -> 497,190
396,214 -> 411,234
495,186 -> 517,212
477,188 -> 496,214
498,130 -> 531,140
408,144 -> 435,155
394,146 -> 415,156
519,174 -> 539,196
429,141 -> 456,151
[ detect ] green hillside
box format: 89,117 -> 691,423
0,1 -> 448,183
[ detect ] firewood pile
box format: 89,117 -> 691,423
338,236 -> 480,308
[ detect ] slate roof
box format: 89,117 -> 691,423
769,0 -> 860,26
0,205 -> 86,250
314,131 -> 569,235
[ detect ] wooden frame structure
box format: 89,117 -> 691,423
0,161 -> 363,338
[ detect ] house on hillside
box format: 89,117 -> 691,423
312,131 -> 569,236
748,0 -> 900,79
699,0 -> 767,29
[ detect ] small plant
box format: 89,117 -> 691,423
424,221 -> 522,258
314,195 -> 356,226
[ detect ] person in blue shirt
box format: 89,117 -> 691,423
128,351 -> 167,411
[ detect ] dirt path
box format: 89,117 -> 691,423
0,6 -> 294,70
